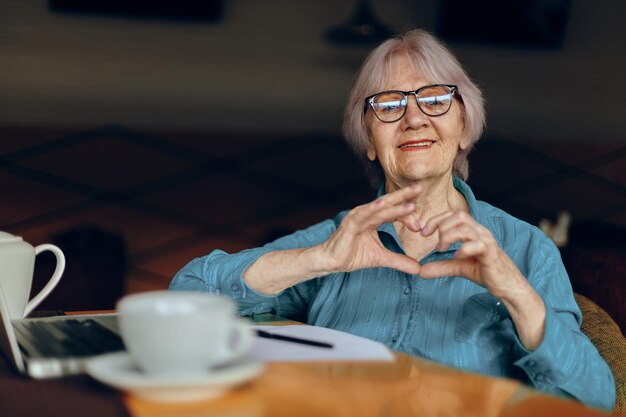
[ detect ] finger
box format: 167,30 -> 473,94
419,259 -> 477,280
350,190 -> 413,224
435,211 -> 477,235
368,201 -> 416,227
346,183 -> 423,231
420,211 -> 455,236
370,183 -> 423,216
396,213 -> 422,232
379,183 -> 423,206
436,224 -> 480,251
379,252 -> 421,275
345,201 -> 415,232
454,240 -> 487,259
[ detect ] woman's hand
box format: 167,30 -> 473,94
419,211 -> 546,350
244,184 -> 423,295
418,210 -> 526,298
317,184 -> 423,276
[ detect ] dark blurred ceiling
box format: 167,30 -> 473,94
0,0 -> 624,143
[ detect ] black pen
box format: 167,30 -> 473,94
255,329 -> 334,349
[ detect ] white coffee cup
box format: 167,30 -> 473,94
117,291 -> 254,376
0,231 -> 65,319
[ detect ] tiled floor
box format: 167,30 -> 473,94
1,124 -> 625,301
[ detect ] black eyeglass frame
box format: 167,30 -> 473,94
364,84 -> 460,123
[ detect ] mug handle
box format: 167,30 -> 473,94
23,244 -> 66,317
218,318 -> 255,363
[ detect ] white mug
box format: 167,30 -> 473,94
0,231 -> 65,318
117,291 -> 254,376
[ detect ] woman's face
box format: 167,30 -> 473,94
366,56 -> 467,191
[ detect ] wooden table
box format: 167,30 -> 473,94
124,317 -> 614,417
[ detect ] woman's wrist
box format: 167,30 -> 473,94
302,243 -> 339,276
500,283 -> 546,350
243,245 -> 334,295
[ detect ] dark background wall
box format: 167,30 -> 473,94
0,0 -> 624,324
1,1 -> 625,139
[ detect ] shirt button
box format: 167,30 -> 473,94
535,373 -> 545,383
214,288 -> 221,295
231,284 -> 240,291
527,360 -> 536,368
404,287 -> 411,295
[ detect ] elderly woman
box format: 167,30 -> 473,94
170,29 -> 615,410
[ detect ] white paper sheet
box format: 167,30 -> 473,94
249,325 -> 394,362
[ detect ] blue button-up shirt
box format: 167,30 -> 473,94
170,177 -> 615,410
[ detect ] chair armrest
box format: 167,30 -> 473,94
574,293 -> 626,412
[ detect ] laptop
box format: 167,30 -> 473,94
0,285 -> 125,378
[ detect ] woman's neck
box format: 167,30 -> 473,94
385,173 -> 467,221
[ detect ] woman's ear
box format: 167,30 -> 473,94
458,107 -> 469,150
367,146 -> 377,161
459,134 -> 469,151
364,121 -> 377,161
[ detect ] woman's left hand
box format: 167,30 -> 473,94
419,210 -> 546,350
419,210 -> 525,300
420,211 -> 546,350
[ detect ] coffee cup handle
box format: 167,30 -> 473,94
23,244 -> 66,317
219,319 -> 254,363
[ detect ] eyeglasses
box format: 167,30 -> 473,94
364,84 -> 458,123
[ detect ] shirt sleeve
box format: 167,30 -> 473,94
169,218 -> 339,321
511,233 -> 616,411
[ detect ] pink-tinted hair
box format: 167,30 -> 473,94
343,29 -> 485,187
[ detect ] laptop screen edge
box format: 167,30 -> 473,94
0,285 -> 27,373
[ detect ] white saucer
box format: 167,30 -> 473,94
85,352 -> 264,403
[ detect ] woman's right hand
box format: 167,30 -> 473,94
244,183 -> 423,294
316,183 -> 423,275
